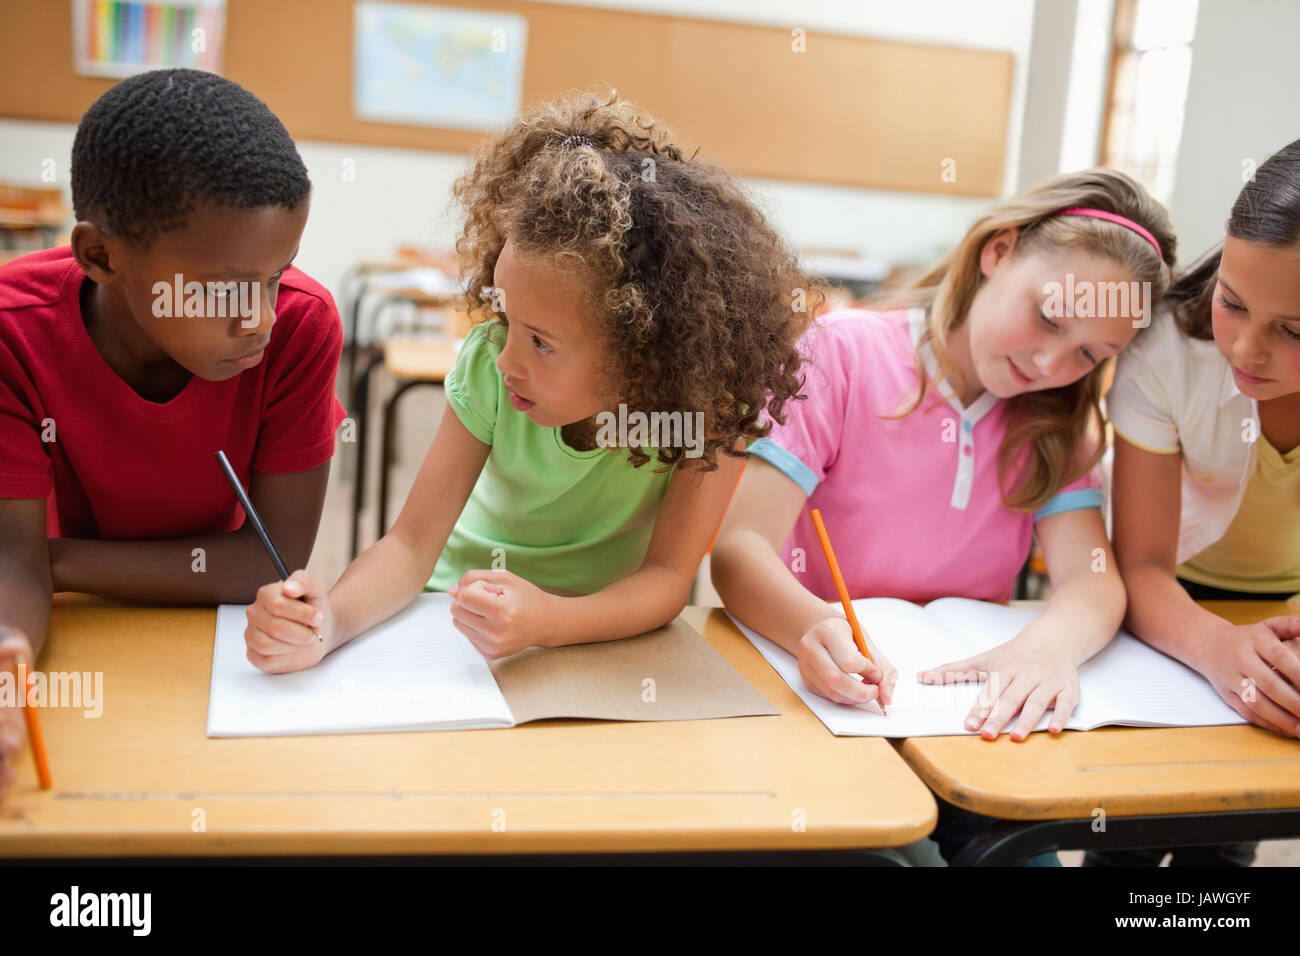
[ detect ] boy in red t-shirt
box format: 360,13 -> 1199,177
0,70 -> 347,790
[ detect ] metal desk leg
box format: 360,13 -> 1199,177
348,346 -> 385,561
378,379 -> 445,541
344,275 -> 371,401
951,807 -> 1300,866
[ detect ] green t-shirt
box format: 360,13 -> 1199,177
425,320 -> 676,594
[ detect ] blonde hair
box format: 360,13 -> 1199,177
881,168 -> 1177,512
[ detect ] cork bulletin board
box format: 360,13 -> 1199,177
0,0 -> 1013,196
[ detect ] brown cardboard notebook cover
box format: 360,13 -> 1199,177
490,616 -> 776,724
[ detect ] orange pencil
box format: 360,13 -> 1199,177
809,508 -> 887,715
12,654 -> 52,790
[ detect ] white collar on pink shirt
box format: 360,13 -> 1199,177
908,307 -> 999,510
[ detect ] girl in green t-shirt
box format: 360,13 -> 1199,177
243,89 -> 818,670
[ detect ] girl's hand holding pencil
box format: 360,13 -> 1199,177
217,452 -> 332,675
244,570 -> 334,675
804,509 -> 897,712
797,616 -> 897,709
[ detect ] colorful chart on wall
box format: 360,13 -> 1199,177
71,0 -> 226,78
354,1 -> 528,131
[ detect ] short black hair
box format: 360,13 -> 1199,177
71,68 -> 311,246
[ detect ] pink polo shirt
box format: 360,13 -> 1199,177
750,308 -> 1103,604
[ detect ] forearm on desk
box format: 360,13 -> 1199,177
48,529 -> 298,604
538,561 -> 694,648
1018,564 -> 1126,666
711,530 -> 840,657
0,550 -> 52,658
328,530 -> 437,648
1119,558 -> 1230,673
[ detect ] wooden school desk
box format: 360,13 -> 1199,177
898,601 -> 1300,865
0,598 -> 935,861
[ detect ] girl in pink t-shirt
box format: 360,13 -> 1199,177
713,169 -> 1176,743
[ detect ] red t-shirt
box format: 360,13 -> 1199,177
0,247 -> 347,540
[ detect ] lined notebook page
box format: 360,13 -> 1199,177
207,593 -> 515,737
730,599 -> 994,737
734,598 -> 1246,737
922,599 -> 1244,729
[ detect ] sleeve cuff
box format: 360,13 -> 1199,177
748,438 -> 819,496
251,396 -> 348,474
1033,487 -> 1103,522
0,478 -> 52,502
1112,423 -> 1181,455
0,473 -> 52,499
446,375 -> 494,445
1107,405 -> 1179,455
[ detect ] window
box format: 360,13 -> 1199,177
1100,0 -> 1198,204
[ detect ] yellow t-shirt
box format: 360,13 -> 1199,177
1178,432 -> 1300,592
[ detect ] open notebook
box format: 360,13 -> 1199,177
729,598 -> 1246,738
209,593 -> 775,737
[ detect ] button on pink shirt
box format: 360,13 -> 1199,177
750,308 -> 1102,604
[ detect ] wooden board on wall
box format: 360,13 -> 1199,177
0,0 -> 1013,196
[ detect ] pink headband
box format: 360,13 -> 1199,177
1057,207 -> 1163,261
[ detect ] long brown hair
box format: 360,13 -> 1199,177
1168,138 -> 1300,341
881,168 -> 1176,512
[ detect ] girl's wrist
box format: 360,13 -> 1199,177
324,590 -> 355,649
800,594 -> 847,633
1003,618 -> 1067,660
535,590 -> 566,649
321,623 -> 342,655
1190,619 -> 1237,674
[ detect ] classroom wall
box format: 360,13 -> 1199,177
0,0 -> 1038,302
1016,0 -> 1079,190
525,0 -> 1035,196
0,116 -> 998,303
1168,0 -> 1300,262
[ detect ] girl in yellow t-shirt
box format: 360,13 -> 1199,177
1105,138 -> 1300,866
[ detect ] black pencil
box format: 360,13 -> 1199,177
214,449 -> 290,580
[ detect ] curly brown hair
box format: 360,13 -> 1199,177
451,88 -> 818,472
